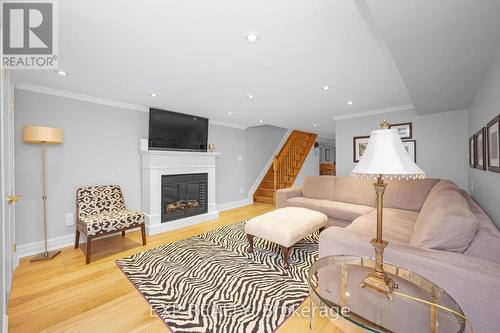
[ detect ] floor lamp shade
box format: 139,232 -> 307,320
23,126 -> 64,144
22,125 -> 63,261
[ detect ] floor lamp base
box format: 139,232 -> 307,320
31,250 -> 61,262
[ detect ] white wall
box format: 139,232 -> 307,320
208,124 -> 247,205
335,108 -> 469,190
245,125 -> 288,191
14,89 -> 249,246
469,48 -> 500,228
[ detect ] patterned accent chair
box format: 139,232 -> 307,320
75,185 -> 146,264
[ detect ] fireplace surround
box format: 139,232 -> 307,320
140,140 -> 220,235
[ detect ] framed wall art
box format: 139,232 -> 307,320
402,139 -> 416,162
469,136 -> 475,168
353,135 -> 370,163
474,127 -> 487,170
390,122 -> 412,140
487,115 -> 500,173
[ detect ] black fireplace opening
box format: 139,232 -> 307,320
161,173 -> 208,222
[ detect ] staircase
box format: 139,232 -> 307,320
253,130 -> 317,205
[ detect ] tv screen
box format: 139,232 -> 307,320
148,108 -> 208,151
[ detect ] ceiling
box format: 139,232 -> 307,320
364,0 -> 500,114
12,0 -> 500,137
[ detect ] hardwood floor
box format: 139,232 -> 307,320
8,203 -> 333,333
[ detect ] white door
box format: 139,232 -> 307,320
0,67 -> 16,331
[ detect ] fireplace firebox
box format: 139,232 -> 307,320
161,173 -> 208,222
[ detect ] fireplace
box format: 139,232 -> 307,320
161,173 -> 208,222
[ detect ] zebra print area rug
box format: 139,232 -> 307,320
116,221 -> 319,333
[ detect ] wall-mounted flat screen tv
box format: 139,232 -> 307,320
148,108 -> 208,151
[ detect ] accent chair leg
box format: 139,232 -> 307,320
121,230 -> 125,237
141,224 -> 147,245
281,246 -> 290,269
74,229 -> 80,249
86,237 -> 92,265
246,234 -> 254,253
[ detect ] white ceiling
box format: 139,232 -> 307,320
12,0 -> 411,138
12,0 -> 500,137
364,0 -> 500,114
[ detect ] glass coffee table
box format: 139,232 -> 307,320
308,255 -> 471,333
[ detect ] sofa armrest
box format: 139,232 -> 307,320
319,227 -> 500,333
275,187 -> 303,208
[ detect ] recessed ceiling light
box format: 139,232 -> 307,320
259,119 -> 263,123
246,94 -> 254,99
313,124 -> 317,128
246,32 -> 260,43
56,70 -> 68,76
228,111 -> 233,115
322,85 -> 331,90
347,100 -> 353,105
149,93 -> 159,97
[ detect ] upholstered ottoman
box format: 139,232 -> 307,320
244,207 -> 327,268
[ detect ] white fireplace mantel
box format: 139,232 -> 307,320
140,140 -> 221,235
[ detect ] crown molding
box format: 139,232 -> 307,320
15,83 -> 149,112
15,83 -> 247,130
332,104 -> 414,121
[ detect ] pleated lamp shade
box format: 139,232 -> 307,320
352,128 -> 425,180
23,126 -> 64,144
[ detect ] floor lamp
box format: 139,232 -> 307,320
23,126 -> 64,261
352,120 -> 425,299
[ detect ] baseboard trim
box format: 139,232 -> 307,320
16,200 -> 253,258
16,234 -> 76,259
218,198 -> 253,212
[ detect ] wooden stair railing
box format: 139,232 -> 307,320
253,130 -> 317,205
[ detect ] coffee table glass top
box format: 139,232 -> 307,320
308,255 -> 470,333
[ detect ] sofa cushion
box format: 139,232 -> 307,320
347,208 -> 419,244
331,177 -> 375,206
410,181 -> 479,252
302,176 -> 336,200
383,178 -> 439,212
286,197 -> 328,211
319,201 -> 374,222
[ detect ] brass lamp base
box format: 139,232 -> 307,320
360,269 -> 398,301
31,250 -> 61,262
359,236 -> 399,300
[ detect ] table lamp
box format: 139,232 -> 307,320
352,120 -> 425,299
23,126 -> 64,261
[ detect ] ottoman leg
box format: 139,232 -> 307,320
246,234 -> 254,253
281,246 -> 290,269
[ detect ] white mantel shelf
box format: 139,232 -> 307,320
140,149 -> 221,157
139,140 -> 220,235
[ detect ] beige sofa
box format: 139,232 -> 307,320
276,176 -> 500,333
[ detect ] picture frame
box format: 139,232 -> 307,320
390,122 -> 412,140
474,127 -> 487,170
487,115 -> 500,173
402,139 -> 416,162
353,135 -> 370,163
469,136 -> 475,168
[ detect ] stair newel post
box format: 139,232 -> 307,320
273,157 -> 278,203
